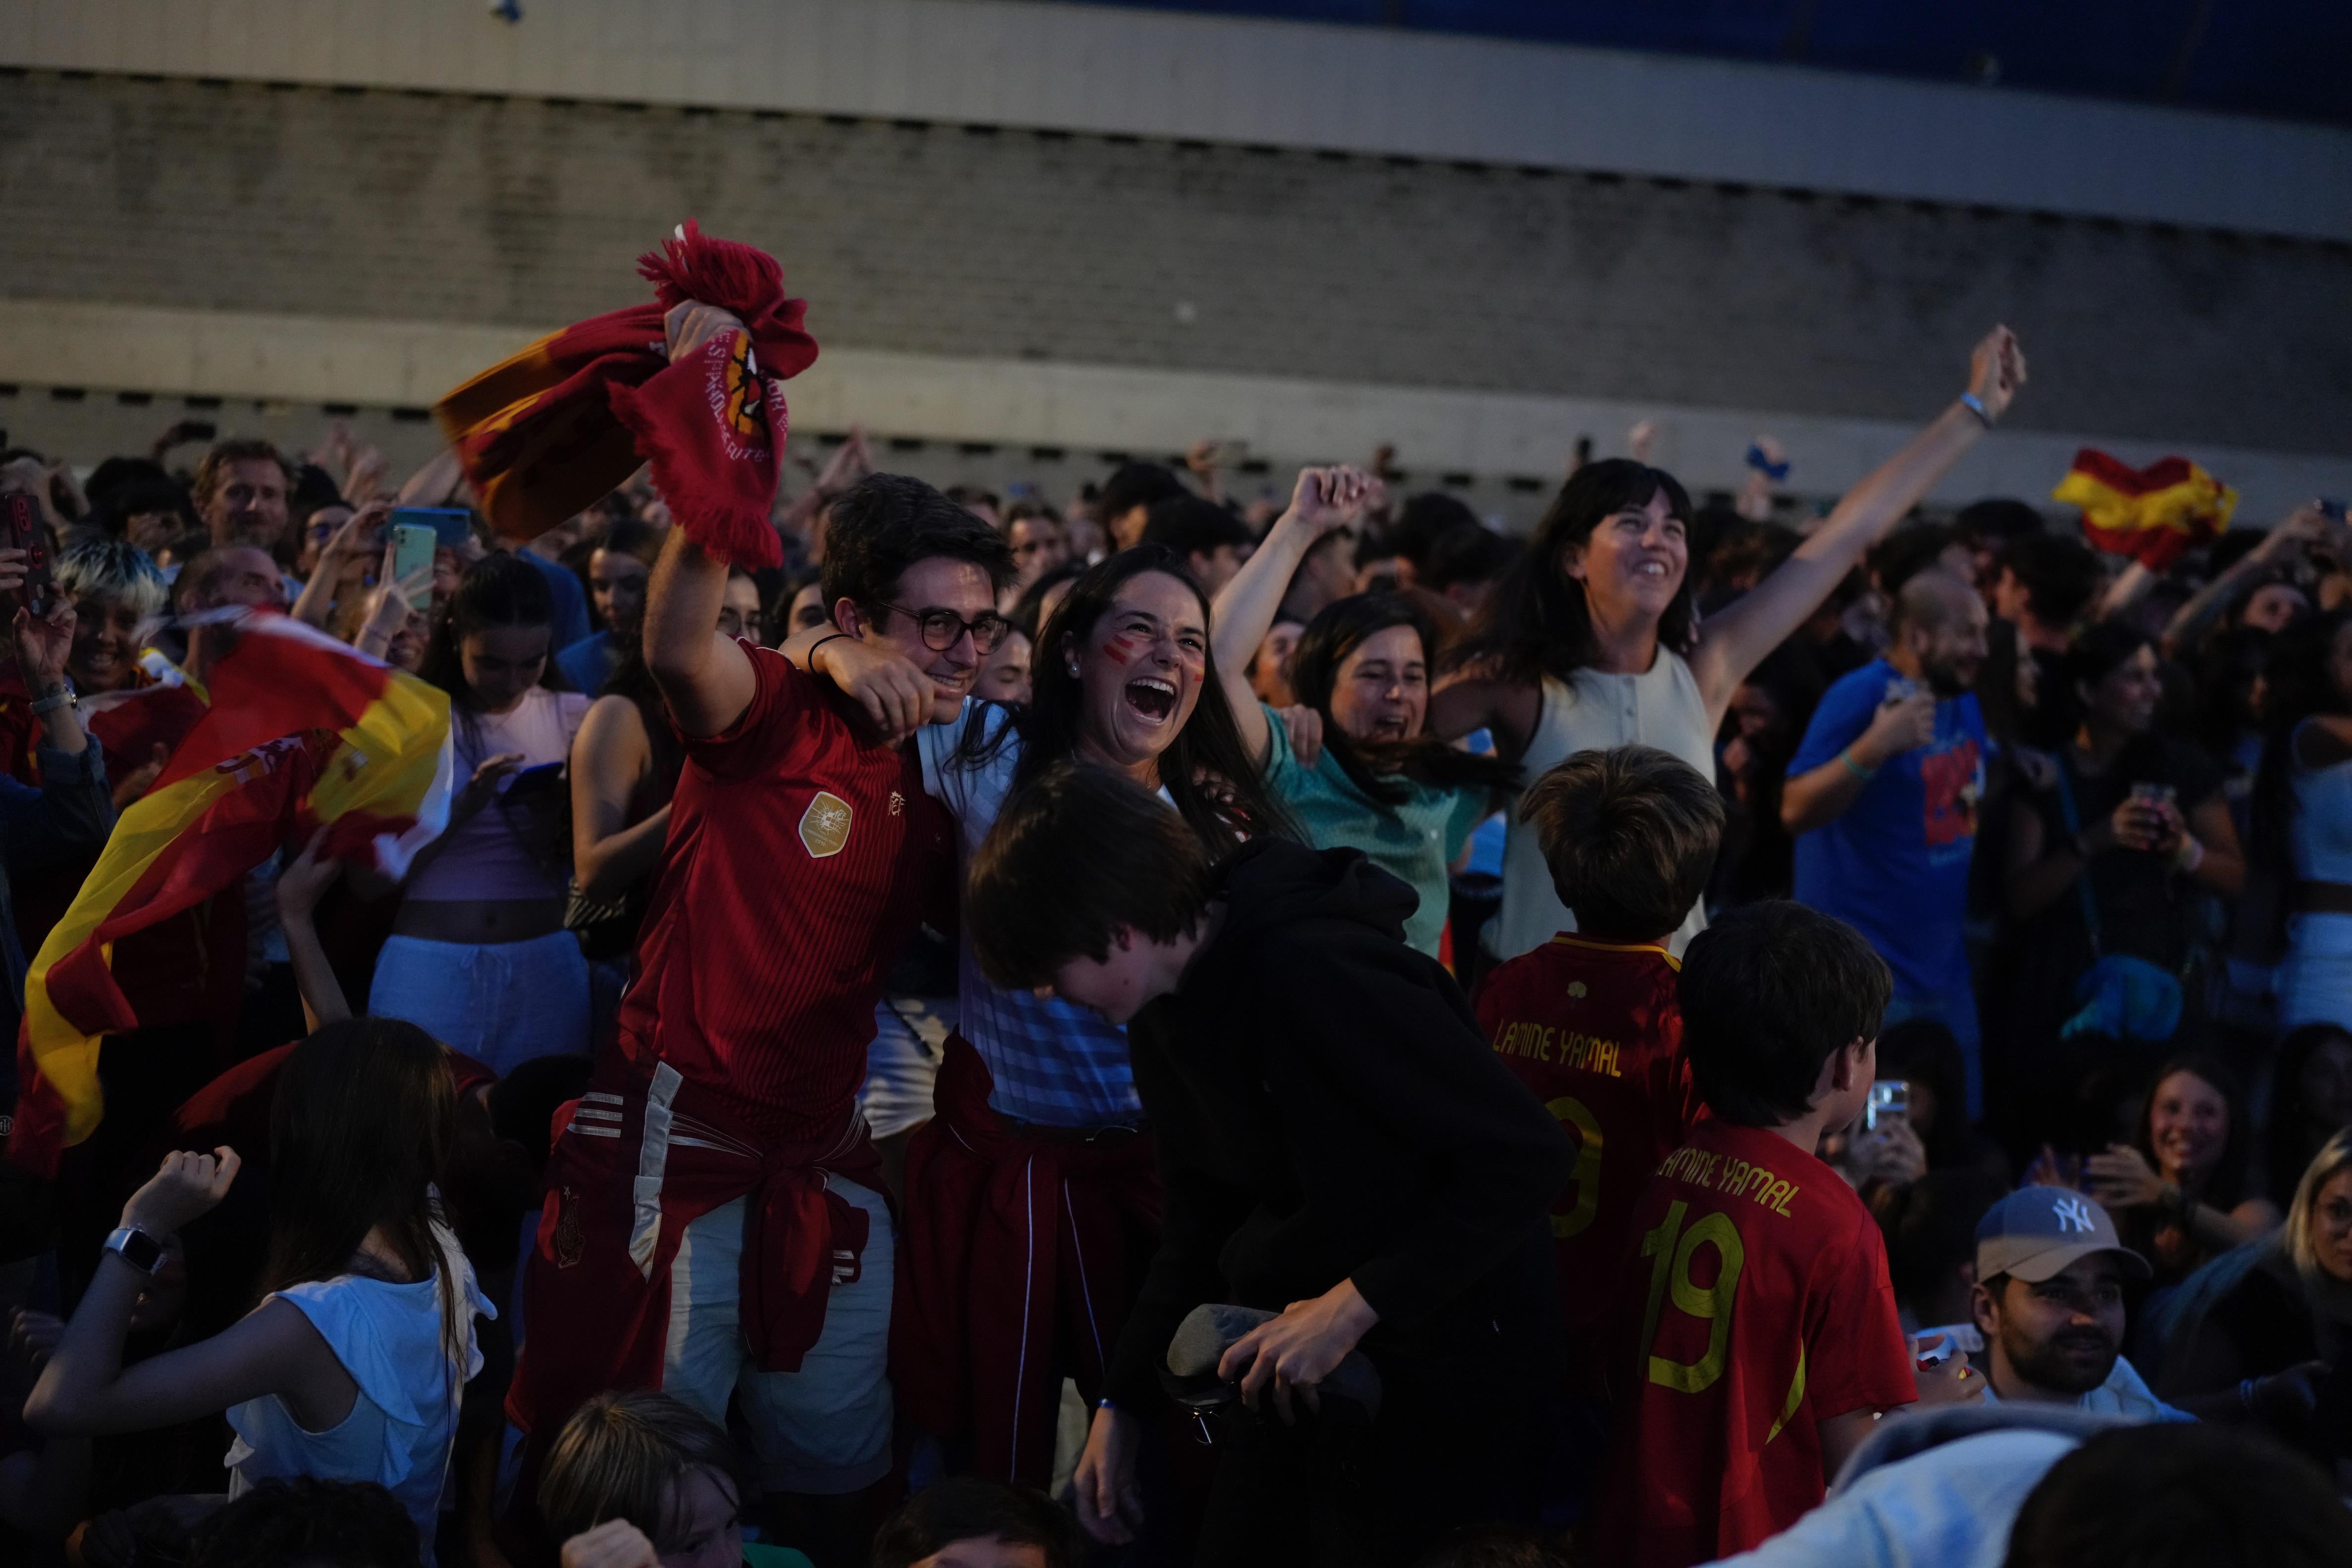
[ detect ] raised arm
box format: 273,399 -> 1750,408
1694,327 -> 2027,715
1209,466 -> 1371,765
645,525 -> 756,737
2161,506 -> 2327,654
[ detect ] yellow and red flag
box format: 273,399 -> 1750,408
2053,448 -> 2239,570
435,219 -> 818,569
6,612 -> 451,1175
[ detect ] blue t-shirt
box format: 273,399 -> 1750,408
516,548 -> 592,653
1788,660 -> 1987,1002
555,630 -> 621,696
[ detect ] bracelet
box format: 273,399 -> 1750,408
2175,835 -> 2206,874
1838,749 -> 1876,782
1097,1397 -> 1120,1413
28,682 -> 76,717
806,631 -> 851,663
1959,392 -> 1995,428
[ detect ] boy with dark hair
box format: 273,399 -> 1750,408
1594,900 -> 1925,1568
1096,462 -> 1190,551
1139,494 -> 1255,596
967,763 -> 1570,1566
871,1477 -> 1080,1568
1474,746 -> 1718,1392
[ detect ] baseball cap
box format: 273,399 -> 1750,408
1974,1187 -> 2151,1283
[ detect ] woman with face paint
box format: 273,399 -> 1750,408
1214,466 -> 1520,958
1435,326 -> 2028,967
862,542 -> 1289,1489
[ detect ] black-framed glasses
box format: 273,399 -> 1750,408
880,602 -> 1010,654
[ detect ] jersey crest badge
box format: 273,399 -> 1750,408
800,791 -> 854,858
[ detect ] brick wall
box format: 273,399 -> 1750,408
4,71 -> 2349,455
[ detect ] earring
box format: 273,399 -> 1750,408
1067,662 -> 1079,676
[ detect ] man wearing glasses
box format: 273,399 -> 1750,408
509,405 -> 1012,1559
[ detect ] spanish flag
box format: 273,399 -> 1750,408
436,220 -> 819,569
6,613 -> 452,1175
2053,449 -> 2239,570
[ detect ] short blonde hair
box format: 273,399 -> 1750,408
537,1390 -> 745,1551
2284,1126 -> 2352,1292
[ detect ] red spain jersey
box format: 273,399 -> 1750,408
1475,934 -> 1696,1390
617,643 -> 956,1144
1595,1115 -> 1915,1568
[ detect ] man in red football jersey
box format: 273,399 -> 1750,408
1595,900 -> 1969,1568
510,302 -> 1015,1563
1474,744 -> 1719,1397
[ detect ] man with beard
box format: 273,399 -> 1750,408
189,439 -> 294,553
1961,1187 -> 2187,1419
1782,569 -> 1992,1113
1955,1187 -> 2326,1432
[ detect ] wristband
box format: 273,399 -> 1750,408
2174,835 -> 2205,874
1959,392 -> 1995,428
28,681 -> 75,717
1838,749 -> 1876,782
806,631 -> 852,665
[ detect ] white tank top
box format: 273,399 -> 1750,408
2291,720 -> 2352,884
1488,652 -> 1716,963
225,1224 -> 490,1567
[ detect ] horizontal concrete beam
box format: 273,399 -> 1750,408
8,0 -> 2350,241
4,297 -> 2346,524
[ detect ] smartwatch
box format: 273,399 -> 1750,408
103,1225 -> 165,1275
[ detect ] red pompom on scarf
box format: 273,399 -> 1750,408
435,220 -> 819,569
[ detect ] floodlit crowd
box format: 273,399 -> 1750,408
0,315 -> 2349,1568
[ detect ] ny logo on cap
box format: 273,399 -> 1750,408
2052,1196 -> 2095,1233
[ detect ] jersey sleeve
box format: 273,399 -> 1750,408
1803,1215 -> 1917,1421
1787,669 -> 1881,779
681,642 -> 821,784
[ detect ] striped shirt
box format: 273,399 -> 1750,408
921,705 -> 1145,1128
617,643 -> 956,1144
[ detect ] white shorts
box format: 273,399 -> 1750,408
660,1184 -> 896,1495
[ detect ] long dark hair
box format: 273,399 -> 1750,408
2253,608 -> 2352,879
980,546 -> 1293,853
1287,593 -> 1518,808
600,643 -> 686,812
419,551 -> 561,741
1446,459 -> 1697,684
2134,1049 -> 2254,1211
262,1018 -> 461,1361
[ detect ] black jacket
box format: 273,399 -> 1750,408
1106,839 -> 1572,1410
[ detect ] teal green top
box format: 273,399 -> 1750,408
1261,704 -> 1498,957
742,1544 -> 817,1568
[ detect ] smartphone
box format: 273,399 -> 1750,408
389,505 -> 474,550
388,523 -> 438,610
2129,782 -> 2179,809
1865,1079 -> 1909,1134
2,493 -> 54,617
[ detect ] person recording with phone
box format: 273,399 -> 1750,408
365,552 -> 591,1074
1998,625 -> 2244,1154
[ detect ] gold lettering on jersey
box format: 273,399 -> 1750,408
799,791 -> 853,858
1489,1018 -> 1623,1077
1654,1144 -> 1799,1217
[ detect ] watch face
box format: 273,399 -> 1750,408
114,1228 -> 163,1273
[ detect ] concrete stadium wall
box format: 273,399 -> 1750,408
3,67 -> 2349,521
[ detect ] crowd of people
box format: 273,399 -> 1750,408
0,310 -> 2348,1568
